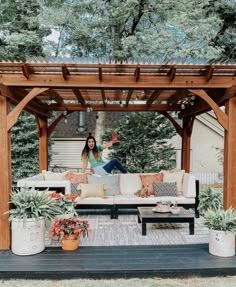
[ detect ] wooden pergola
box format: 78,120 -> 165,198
0,62 -> 236,250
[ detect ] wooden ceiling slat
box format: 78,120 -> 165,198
98,65 -> 102,81
206,65 -> 215,81
168,90 -> 190,105
135,65 -> 140,81
125,90 -> 134,107
146,89 -> 163,107
21,64 -> 31,79
71,88 -> 86,106
44,89 -> 64,105
168,65 -> 176,81
62,64 -> 70,80
101,90 -> 106,107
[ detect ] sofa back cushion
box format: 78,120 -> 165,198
120,173 -> 142,195
183,173 -> 196,198
43,170 -> 68,181
88,174 -> 121,196
139,173 -> 163,195
161,169 -> 185,196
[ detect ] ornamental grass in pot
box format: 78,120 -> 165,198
50,217 -> 90,250
6,187 -> 62,256
203,207 -> 236,257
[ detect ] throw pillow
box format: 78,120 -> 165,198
66,172 -> 89,194
160,170 -> 185,196
42,170 -> 68,180
139,173 -> 163,195
66,172 -> 89,183
88,174 -> 121,196
153,182 -> 178,197
78,183 -> 105,199
134,186 -> 151,198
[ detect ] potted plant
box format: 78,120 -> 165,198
203,207 -> 236,257
6,187 -> 62,256
50,217 -> 90,250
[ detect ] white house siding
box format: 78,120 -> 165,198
170,114 -> 224,173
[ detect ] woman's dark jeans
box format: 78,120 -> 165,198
103,158 -> 127,173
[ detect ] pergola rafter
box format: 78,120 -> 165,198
0,61 -> 236,250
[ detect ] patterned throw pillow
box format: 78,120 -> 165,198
160,169 -> 185,196
139,173 -> 163,195
66,172 -> 89,194
153,182 -> 178,197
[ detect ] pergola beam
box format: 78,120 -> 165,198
7,88 -> 49,131
0,74 -> 234,89
47,103 -> 181,111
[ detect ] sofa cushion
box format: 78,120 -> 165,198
88,174 -> 121,196
42,170 -> 68,180
161,169 -> 185,196
119,174 -> 142,195
79,183 -> 105,199
153,182 -> 178,197
66,172 -> 89,194
139,173 -> 163,195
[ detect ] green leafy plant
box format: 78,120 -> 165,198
50,217 -> 90,240
203,208 -> 236,233
47,192 -> 78,216
6,187 -> 62,222
198,187 -> 223,216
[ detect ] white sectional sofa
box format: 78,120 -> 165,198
17,171 -> 199,219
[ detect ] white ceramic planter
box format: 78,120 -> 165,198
11,217 -> 45,256
209,229 -> 235,257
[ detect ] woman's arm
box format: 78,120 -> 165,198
102,141 -> 113,150
81,156 -> 88,173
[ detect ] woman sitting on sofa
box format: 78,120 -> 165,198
81,134 -> 127,175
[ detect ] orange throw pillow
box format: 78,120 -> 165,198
139,173 -> 163,195
66,172 -> 89,184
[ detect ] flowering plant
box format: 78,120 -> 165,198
50,217 -> 90,240
47,192 -> 78,215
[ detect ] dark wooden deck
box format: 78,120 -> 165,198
1,244 -> 236,279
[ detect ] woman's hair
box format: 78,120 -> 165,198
81,134 -> 99,160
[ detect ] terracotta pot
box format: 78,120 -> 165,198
61,234 -> 80,251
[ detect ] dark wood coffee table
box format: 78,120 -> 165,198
137,207 -> 195,236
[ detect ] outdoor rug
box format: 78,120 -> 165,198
45,214 -> 209,247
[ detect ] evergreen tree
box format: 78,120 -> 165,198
0,1 -> 52,182
0,0 -> 49,59
11,112 -> 39,183
41,0 -> 222,60
103,112 -> 176,173
207,0 -> 236,61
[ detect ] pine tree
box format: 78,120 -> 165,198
103,112 -> 176,173
11,112 -> 39,183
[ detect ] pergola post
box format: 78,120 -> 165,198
224,97 -> 236,209
0,95 -> 11,249
38,116 -> 48,172
181,117 -> 194,173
